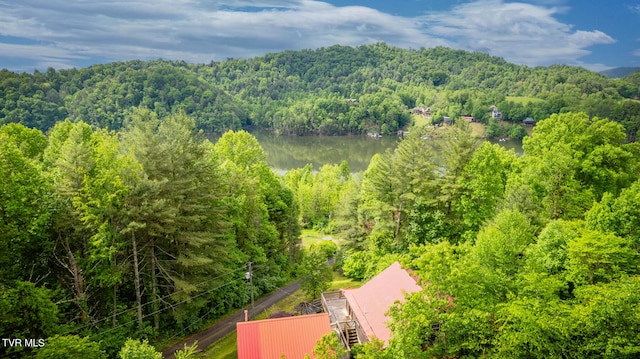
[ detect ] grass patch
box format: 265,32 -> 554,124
469,122 -> 486,138
411,114 -> 431,128
301,229 -> 341,248
329,271 -> 363,290
301,229 -> 325,248
200,332 -> 237,359
254,288 -> 307,320
506,96 -> 544,104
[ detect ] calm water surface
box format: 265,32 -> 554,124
208,130 -> 523,173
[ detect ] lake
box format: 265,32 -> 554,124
208,130 -> 523,173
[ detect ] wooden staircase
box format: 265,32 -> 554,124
343,324 -> 359,348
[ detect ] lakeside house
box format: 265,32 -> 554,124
523,117 -> 536,126
490,105 -> 502,119
321,262 -> 421,351
412,106 -> 432,119
236,313 -> 332,359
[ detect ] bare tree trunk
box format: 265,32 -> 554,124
113,284 -> 117,327
112,255 -> 118,327
394,200 -> 403,239
59,235 -> 89,322
131,231 -> 143,328
150,242 -> 159,331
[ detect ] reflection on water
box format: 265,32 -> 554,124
487,138 -> 524,156
207,130 -> 523,173
208,130 -> 399,173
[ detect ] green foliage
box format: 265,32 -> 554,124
3,44 -> 638,139
387,288 -> 450,358
505,112 -> 637,223
458,142 -> 516,237
567,230 -> 638,285
486,118 -> 502,137
586,179 -> 640,250
310,333 -> 348,359
494,296 -> 573,358
174,341 -> 199,359
342,250 -> 402,281
214,129 -> 299,289
0,281 -> 59,343
285,162 -> 351,230
570,276 -> 640,358
525,220 -> 582,276
299,248 -> 333,299
0,131 -> 52,282
0,110 -> 305,350
309,240 -> 338,262
35,335 -> 107,359
510,124 -> 527,140
350,337 -> 387,359
0,122 -> 48,159
341,251 -> 370,280
118,338 -> 162,359
391,172 -> 640,359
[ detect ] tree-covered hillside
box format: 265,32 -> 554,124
329,114 -> 640,358
4,43 -> 640,358
2,44 -> 640,138
0,114 -> 301,358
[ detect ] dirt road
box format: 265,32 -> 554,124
161,281 -> 300,358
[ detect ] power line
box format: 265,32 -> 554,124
61,263 -> 267,336
89,276 -> 249,341
247,261 -> 255,317
167,301 -> 225,343
0,264 -> 271,359
0,279 -> 242,359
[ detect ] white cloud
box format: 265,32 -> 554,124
0,0 -> 447,67
417,0 -> 614,67
0,43 -> 84,59
0,0 -> 617,70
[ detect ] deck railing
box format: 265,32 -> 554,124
321,290 -> 345,324
322,290 -> 369,350
353,319 -> 368,344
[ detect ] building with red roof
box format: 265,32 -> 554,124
236,313 -> 332,359
321,262 -> 421,350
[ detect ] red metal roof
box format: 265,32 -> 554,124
343,262 -> 421,345
237,313 -> 332,359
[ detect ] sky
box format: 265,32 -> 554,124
0,0 -> 639,73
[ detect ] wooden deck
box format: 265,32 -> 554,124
322,291 -> 350,323
321,290 -> 367,350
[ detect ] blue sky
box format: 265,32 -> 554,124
0,0 -> 638,72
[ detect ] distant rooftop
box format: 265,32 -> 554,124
342,262 -> 421,345
236,313 -> 332,359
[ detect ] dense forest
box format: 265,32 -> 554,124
2,44 -> 640,358
0,113 -> 301,358
1,43 -> 640,139
324,114 -> 640,358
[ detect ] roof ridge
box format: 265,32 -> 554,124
236,312 -> 328,326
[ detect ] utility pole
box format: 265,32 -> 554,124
246,262 -> 254,318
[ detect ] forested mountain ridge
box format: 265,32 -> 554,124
2,43 -> 639,138
600,66 -> 640,78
